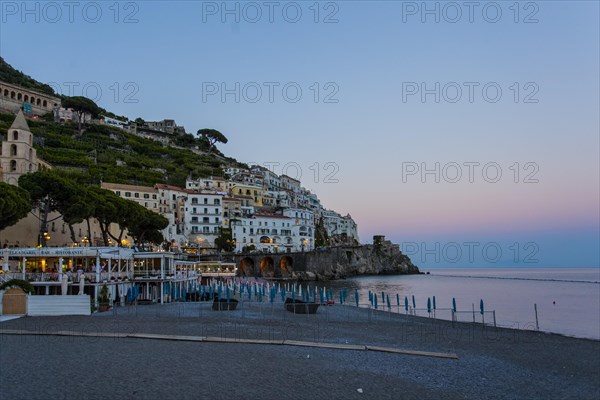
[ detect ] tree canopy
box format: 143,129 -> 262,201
197,128 -> 228,152
17,170 -> 168,247
214,228 -> 235,252
61,96 -> 101,134
0,182 -> 31,231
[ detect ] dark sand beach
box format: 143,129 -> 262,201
1,301 -> 599,399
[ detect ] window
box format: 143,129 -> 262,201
204,208 -> 208,214
215,217 -> 219,223
203,217 -> 209,223
134,193 -> 139,198
152,194 -> 157,199
192,217 -> 198,222
203,198 -> 208,204
12,130 -> 18,141
143,194 -> 150,199
214,208 -> 219,214
10,144 -> 16,156
125,192 -> 131,197
192,198 -> 198,204
116,191 -> 121,196
214,199 -> 220,205
10,160 -> 16,171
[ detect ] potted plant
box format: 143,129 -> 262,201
97,284 -> 111,312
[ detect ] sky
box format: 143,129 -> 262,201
0,1 -> 598,268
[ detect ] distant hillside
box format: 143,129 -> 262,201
0,112 -> 239,187
0,58 -> 57,96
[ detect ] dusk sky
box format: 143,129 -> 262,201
1,1 -> 598,268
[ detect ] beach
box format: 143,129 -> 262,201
1,301 -> 599,400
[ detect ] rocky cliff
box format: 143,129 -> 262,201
294,236 -> 420,281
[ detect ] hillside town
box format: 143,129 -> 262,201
0,79 -> 358,253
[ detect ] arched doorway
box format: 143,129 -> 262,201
260,257 -> 275,278
280,256 -> 293,278
239,257 -> 255,277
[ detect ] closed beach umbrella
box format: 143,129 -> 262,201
452,297 -> 457,312
433,296 -> 437,310
386,294 -> 390,309
79,275 -> 85,295
396,293 -> 400,307
480,299 -> 484,315
355,289 -> 359,307
427,297 -> 432,313
374,295 -> 378,309
412,295 -> 416,309
382,291 -> 385,303
61,275 -> 68,295
404,296 -> 409,312
368,291 -> 373,305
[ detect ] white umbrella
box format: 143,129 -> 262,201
79,275 -> 85,295
61,275 -> 69,295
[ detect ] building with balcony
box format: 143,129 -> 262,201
228,182 -> 264,206
186,176 -> 227,192
101,182 -> 161,214
183,192 -> 224,247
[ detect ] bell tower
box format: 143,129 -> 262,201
0,109 -> 38,185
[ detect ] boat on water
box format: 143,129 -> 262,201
284,297 -> 319,314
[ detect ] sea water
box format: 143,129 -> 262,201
308,268 -> 600,340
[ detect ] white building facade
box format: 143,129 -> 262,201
183,192 -> 223,247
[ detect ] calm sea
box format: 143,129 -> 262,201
307,268 -> 600,340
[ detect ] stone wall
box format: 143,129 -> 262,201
231,235 -> 420,281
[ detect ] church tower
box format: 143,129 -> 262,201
1,109 -> 38,185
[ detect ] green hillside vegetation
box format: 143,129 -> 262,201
0,58 -> 57,96
0,111 -> 237,187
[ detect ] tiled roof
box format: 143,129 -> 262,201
102,182 -> 158,192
